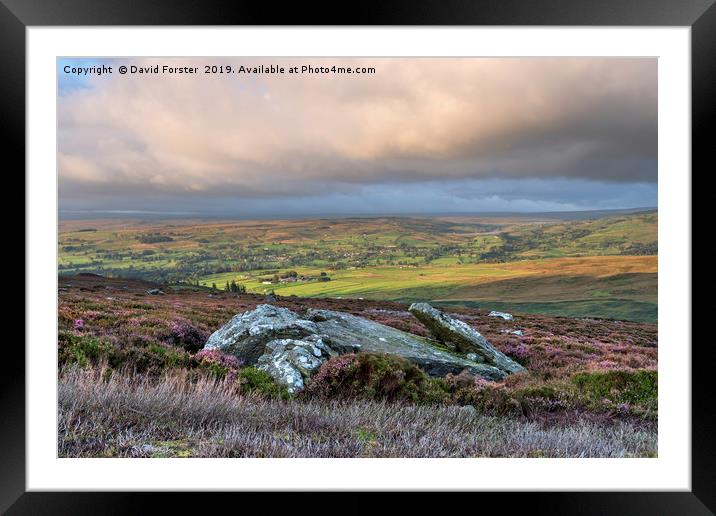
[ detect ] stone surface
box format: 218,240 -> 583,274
307,308 -> 506,379
488,310 -> 513,321
204,304 -> 318,364
204,303 -> 520,391
409,303 -> 524,374
256,335 -> 335,393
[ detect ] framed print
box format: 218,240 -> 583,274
5,0 -> 712,513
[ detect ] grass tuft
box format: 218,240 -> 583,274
58,367 -> 657,458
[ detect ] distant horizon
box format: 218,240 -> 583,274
58,205 -> 657,222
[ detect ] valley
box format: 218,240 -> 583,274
58,209 -> 658,322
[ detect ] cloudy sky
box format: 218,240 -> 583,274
58,57 -> 657,218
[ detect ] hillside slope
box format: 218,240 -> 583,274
58,273 -> 658,458
59,273 -> 656,382
57,212 -> 657,322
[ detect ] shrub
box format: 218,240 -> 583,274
571,369 -> 657,415
166,320 -> 210,353
439,370 -> 498,406
452,381 -> 568,417
235,367 -> 290,400
191,352 -> 286,399
108,344 -> 191,376
306,352 -> 448,404
59,330 -> 192,374
459,369 -> 658,418
193,349 -> 243,379
146,344 -> 191,369
304,353 -> 357,395
58,332 -> 114,368
498,340 -> 532,365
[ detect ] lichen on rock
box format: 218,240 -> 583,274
409,303 -> 524,374
256,335 -> 335,393
203,304 -> 318,364
203,302 -> 523,393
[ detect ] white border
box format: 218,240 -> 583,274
27,27 -> 691,491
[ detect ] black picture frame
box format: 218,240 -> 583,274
5,0 -> 712,513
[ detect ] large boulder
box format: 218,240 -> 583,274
408,303 -> 524,374
203,303 -> 518,392
307,309 -> 507,380
256,335 -> 335,393
203,304 -> 318,364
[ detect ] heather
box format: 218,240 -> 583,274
59,274 -> 657,378
58,274 -> 658,456
305,353 -> 449,404
58,366 -> 657,458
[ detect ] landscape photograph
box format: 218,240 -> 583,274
58,57 -> 658,458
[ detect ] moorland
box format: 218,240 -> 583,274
58,274 -> 657,458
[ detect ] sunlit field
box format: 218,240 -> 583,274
59,211 -> 657,322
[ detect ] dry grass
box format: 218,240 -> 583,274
59,367 -> 657,458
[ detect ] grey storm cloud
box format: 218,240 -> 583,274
58,57 -> 657,202
59,178 -> 657,219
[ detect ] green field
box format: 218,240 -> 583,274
198,255 -> 657,323
58,210 -> 658,322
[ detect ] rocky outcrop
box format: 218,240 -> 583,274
307,309 -> 506,379
408,303 -> 524,374
256,335 -> 336,393
489,311 -> 513,321
203,304 -> 318,364
204,302 -> 523,392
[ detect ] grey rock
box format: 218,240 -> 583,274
146,288 -> 165,295
409,303 -> 524,374
365,308 -> 409,317
257,352 -> 304,393
307,308 -> 506,379
488,310 -> 513,321
204,303 -> 516,387
204,304 -> 318,364
256,335 -> 335,393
